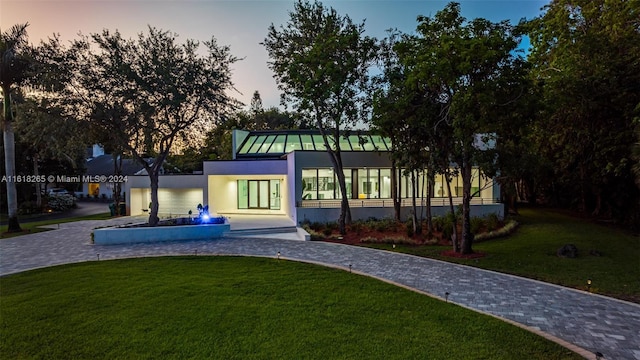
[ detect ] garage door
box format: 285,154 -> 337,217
157,188 -> 203,216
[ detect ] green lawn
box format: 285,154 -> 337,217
366,207 -> 640,302
0,212 -> 112,238
0,257 -> 580,359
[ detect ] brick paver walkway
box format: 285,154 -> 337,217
1,218 -> 639,359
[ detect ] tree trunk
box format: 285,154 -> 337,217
333,157 -> 351,235
460,158 -> 474,255
391,161 -> 400,221
33,153 -> 42,208
2,89 -> 21,232
420,170 -> 426,227
410,170 -> 421,235
579,165 -> 587,215
316,122 -> 351,234
426,171 -> 433,234
148,171 -> 160,226
445,173 -> 459,253
113,153 -> 123,215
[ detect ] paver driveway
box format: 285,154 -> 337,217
1,217 -> 639,359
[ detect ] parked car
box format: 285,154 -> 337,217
47,188 -> 70,196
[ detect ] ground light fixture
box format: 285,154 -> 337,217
277,251 -> 281,260
587,279 -> 592,292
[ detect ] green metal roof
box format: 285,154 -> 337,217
235,130 -> 390,158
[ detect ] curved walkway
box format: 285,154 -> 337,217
1,217 -> 639,360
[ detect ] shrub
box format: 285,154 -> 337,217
309,221 -> 324,232
423,237 -> 439,245
442,224 -> 453,242
360,236 -> 378,243
474,220 -> 519,242
18,201 -> 40,215
322,228 -> 333,236
432,216 -> 445,232
470,216 -> 485,234
325,221 -> 339,232
406,224 -> 414,238
373,218 -> 398,232
302,225 -> 326,241
47,194 -> 76,211
349,221 -> 364,234
361,236 -> 417,245
486,213 -> 500,231
381,236 -> 417,245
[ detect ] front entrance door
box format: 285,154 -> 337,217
248,180 -> 270,209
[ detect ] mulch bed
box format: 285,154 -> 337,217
440,250 -> 486,259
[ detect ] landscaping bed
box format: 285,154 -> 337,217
304,208 -> 640,303
303,213 -> 514,250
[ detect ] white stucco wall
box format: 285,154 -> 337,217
125,175 -> 207,216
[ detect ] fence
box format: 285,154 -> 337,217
297,197 -> 500,208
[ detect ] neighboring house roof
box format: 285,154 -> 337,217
85,155 -> 156,177
234,129 -> 391,159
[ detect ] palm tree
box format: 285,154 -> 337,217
1,23 -> 30,232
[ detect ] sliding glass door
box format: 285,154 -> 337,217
237,179 -> 281,210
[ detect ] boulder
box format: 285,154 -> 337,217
557,244 -> 579,258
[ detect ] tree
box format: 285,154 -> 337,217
373,30 -> 431,234
250,90 -> 263,116
14,97 -> 87,207
525,0 -> 640,226
263,0 -> 378,234
1,23 -> 31,232
409,2 -> 525,254
72,27 -> 239,226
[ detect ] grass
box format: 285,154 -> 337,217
0,212 -> 112,238
365,207 -> 640,302
0,257 -> 581,359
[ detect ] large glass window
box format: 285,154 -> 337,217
237,179 -> 280,210
369,169 -> 380,198
248,135 -> 267,153
336,169 -> 352,199
434,174 -> 447,197
239,137 -> 256,154
357,168 -> 368,198
238,180 -> 248,209
348,135 -> 364,151
270,135 -> 286,153
372,135 -> 390,151
312,135 -> 327,151
338,136 -> 352,151
270,180 -> 281,210
285,134 -> 303,152
471,168 -> 480,197
380,169 -> 391,198
317,168 -> 336,199
257,135 -> 276,153
303,168 -> 391,200
302,169 -> 317,200
301,134 -> 315,150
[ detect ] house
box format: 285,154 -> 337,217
123,129 -> 502,223
83,145 -> 158,199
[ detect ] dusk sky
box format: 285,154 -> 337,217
2,0 -> 549,109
